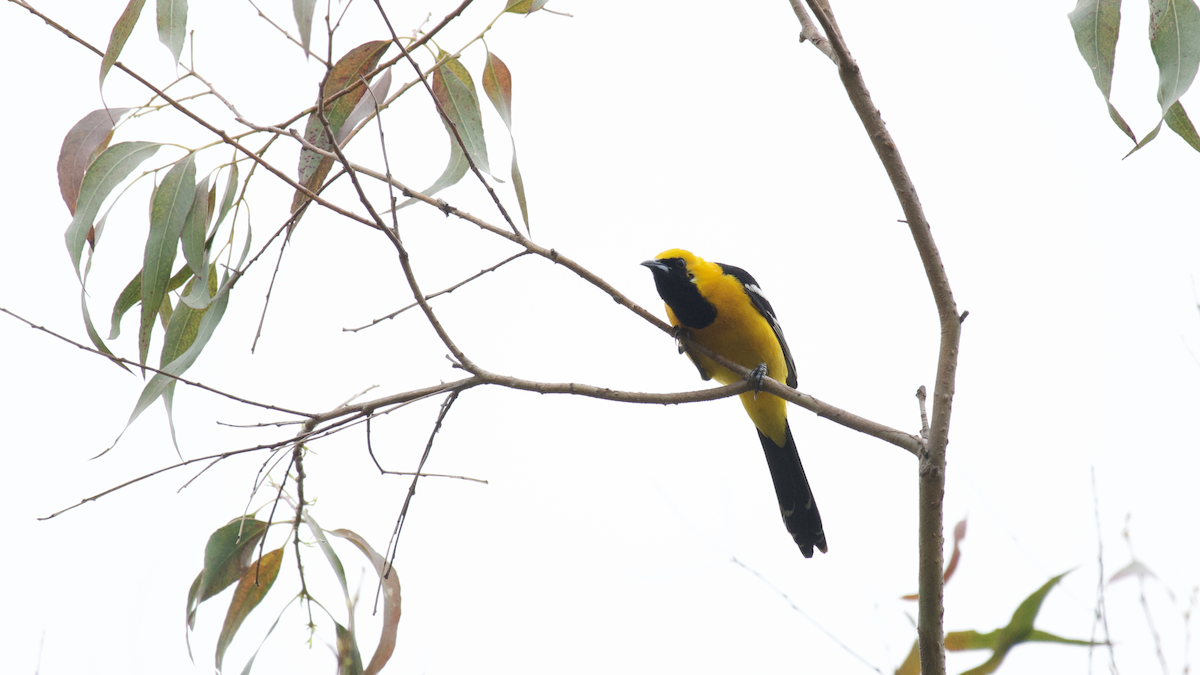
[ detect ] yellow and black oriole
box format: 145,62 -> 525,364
643,249 -> 827,558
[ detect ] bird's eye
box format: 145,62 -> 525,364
672,259 -> 686,269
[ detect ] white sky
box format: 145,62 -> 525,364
3,1 -> 1199,674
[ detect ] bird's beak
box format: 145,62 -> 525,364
641,259 -> 668,273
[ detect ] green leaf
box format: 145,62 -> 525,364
125,268 -> 230,433
300,511 -> 351,614
504,0 -> 548,14
214,162 -> 239,229
109,264 -> 191,339
65,141 -> 161,279
1067,0 -> 1135,141
1165,99 -> 1200,151
335,622 -> 364,675
157,0 -> 188,65
330,529 -> 402,675
101,0 -> 147,86
58,108 -> 132,214
159,268 -> 219,450
187,517 -> 270,631
952,570 -> 1103,675
181,175 -> 210,276
1128,0 -> 1200,156
291,40 -> 391,214
397,136 -> 469,210
482,50 -> 530,232
216,547 -> 283,672
293,0 -> 317,57
80,226 -> 131,374
397,51 -> 492,209
140,153 -> 196,367
433,51 -> 492,176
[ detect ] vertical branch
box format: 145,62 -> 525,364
796,3 -> 961,674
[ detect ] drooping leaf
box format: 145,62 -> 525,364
140,153 -> 197,367
80,224 -> 131,374
65,141 -> 161,278
1067,0 -> 1136,141
215,547 -> 284,672
397,137 -> 469,210
291,40 -> 391,214
335,622 -> 365,675
187,517 -> 270,631
1128,0 -> 1200,156
301,511 -> 351,617
235,595 -> 299,675
432,50 -> 492,176
109,264 -> 191,339
504,0 -> 548,14
157,0 -> 188,66
214,162 -> 240,229
124,268 -> 230,433
101,0 -> 147,86
330,529 -> 402,675
160,268 -> 219,451
181,175 -> 210,276
58,108 -> 132,213
1164,100 -> 1200,151
397,51 -> 492,209
293,0 -> 317,57
482,50 -> 530,232
336,68 -> 393,146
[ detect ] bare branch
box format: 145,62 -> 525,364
345,250 -> 532,332
799,2 -> 961,672
786,0 -> 836,62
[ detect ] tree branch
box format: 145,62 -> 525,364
799,2 -> 960,673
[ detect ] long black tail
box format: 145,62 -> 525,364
757,424 -> 827,558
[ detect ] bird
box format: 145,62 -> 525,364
642,249 -> 827,557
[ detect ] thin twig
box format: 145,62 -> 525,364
1089,468 -> 1118,675
0,306 -> 314,418
382,391 -> 461,581
732,557 -> 883,674
345,250 -> 532,331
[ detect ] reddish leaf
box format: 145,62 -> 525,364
482,50 -> 529,232
215,547 -> 283,671
65,141 -> 161,279
101,0 -> 147,86
330,528 -> 402,675
291,40 -> 391,214
58,108 -> 132,214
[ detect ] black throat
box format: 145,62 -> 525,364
648,259 -> 717,329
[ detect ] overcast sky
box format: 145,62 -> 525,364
3,1 -> 1199,674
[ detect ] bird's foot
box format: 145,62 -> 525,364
749,363 -> 768,400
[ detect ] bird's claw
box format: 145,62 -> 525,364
749,363 -> 768,400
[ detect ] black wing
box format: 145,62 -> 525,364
717,263 -> 798,388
